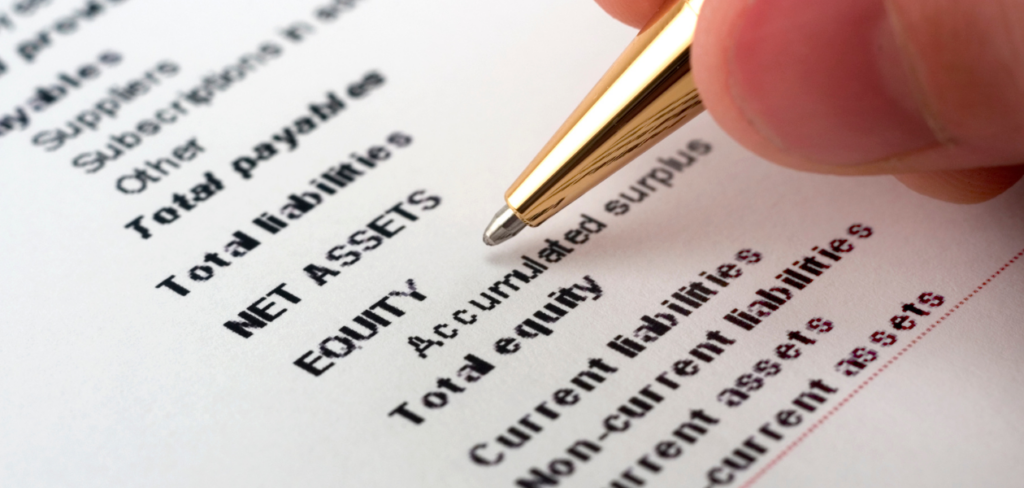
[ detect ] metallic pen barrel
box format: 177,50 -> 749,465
493,0 -> 704,239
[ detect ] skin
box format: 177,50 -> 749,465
596,0 -> 1024,203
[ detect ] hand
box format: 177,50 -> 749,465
596,0 -> 1024,203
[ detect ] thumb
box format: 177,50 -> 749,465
693,0 -> 1024,202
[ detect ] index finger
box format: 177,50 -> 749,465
594,0 -> 670,28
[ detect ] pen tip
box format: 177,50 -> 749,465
482,205 -> 527,246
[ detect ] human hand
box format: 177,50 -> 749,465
596,0 -> 1024,203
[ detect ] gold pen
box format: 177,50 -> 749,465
483,0 -> 705,246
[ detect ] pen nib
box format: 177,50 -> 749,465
482,205 -> 527,246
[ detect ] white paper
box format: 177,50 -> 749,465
1,1 -> 1022,487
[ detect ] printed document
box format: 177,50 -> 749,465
1,1 -> 1022,486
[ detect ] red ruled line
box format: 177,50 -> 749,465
739,248 -> 1024,488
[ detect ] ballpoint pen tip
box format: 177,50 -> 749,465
482,205 -> 527,246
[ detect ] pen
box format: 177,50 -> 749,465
483,0 -> 705,246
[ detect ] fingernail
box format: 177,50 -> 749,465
729,0 -> 938,165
